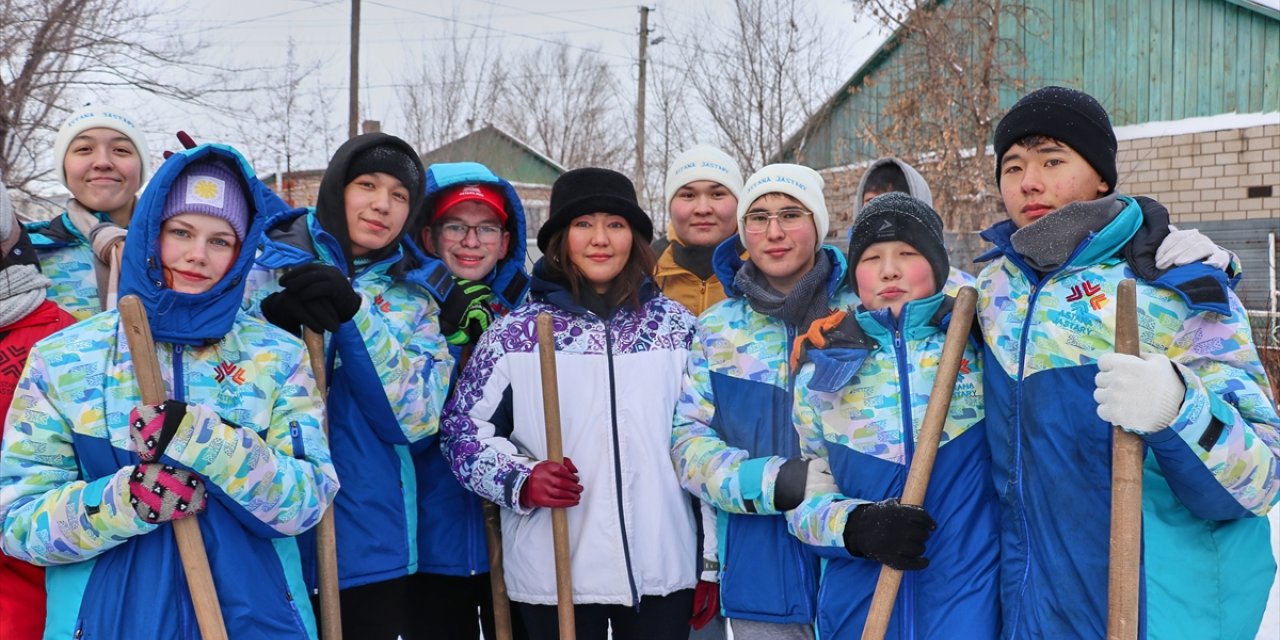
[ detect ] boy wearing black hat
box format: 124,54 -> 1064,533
977,86 -> 1279,639
247,133 -> 454,640
787,192 -> 997,639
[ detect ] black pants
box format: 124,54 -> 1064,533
518,589 -> 694,640
312,576 -> 409,640
403,572 -> 529,640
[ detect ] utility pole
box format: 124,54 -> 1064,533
349,0 -> 361,139
634,6 -> 650,189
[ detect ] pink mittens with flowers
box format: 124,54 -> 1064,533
128,400 -> 207,522
1094,352 -> 1186,434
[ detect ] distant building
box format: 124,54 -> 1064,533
420,125 -> 566,239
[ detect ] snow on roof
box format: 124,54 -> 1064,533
1113,111 -> 1280,142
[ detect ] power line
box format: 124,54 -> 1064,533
363,0 -> 637,62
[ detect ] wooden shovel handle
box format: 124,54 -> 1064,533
862,286 -> 978,640
537,312 -> 575,640
119,296 -> 228,640
1108,279 -> 1142,639
303,330 -> 343,640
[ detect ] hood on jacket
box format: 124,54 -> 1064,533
711,235 -> 849,301
119,143 -> 286,345
852,157 -> 934,218
407,162 -> 530,310
314,133 -> 426,277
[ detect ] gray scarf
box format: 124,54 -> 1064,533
0,264 -> 51,327
734,250 -> 835,330
1011,193 -> 1123,272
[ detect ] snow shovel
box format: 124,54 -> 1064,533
119,295 -> 228,640
537,312 -> 575,640
303,329 -> 343,640
1108,279 -> 1142,640
861,286 -> 977,640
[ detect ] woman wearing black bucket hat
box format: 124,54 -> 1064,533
442,168 -> 700,640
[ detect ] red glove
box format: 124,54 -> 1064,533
519,457 -> 582,509
690,580 -> 719,630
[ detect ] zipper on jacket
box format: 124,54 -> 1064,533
891,323 -> 918,638
1003,241 -> 1089,639
172,345 -> 187,402
602,318 -> 640,609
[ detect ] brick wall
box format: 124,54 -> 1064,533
1119,124 -> 1280,225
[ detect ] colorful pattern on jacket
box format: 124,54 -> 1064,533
670,243 -> 855,624
441,273 -> 697,606
976,195 -> 1280,639
25,213 -> 106,320
410,161 -> 531,579
244,208 -> 453,590
789,293 -> 998,639
0,144 -> 338,640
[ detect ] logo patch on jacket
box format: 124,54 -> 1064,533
1065,280 -> 1107,310
213,360 -> 246,385
373,294 -> 392,313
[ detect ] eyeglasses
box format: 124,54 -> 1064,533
438,222 -> 504,243
742,208 -> 813,234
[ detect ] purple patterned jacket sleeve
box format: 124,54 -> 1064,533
440,311 -> 535,514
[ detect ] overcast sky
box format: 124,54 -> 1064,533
62,0 -> 882,183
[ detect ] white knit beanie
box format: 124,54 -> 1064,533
664,145 -> 744,207
53,104 -> 150,190
737,163 -> 828,250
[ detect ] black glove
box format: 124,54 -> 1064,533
843,499 -> 936,570
278,264 -> 363,332
261,291 -> 303,336
439,279 -> 495,345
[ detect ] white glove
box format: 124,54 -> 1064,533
803,457 -> 839,501
1094,353 -> 1185,434
1155,225 -> 1233,271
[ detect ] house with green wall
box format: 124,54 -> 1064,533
780,0 -> 1278,309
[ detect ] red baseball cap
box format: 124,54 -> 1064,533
433,184 -> 508,224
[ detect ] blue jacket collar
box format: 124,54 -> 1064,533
712,238 -> 848,300
527,257 -> 659,318
977,195 -> 1231,315
119,144 -> 288,345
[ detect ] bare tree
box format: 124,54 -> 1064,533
849,0 -> 1040,232
0,0 -> 205,196
493,42 -> 632,171
397,22 -> 507,155
677,0 -> 845,174
226,38 -> 338,205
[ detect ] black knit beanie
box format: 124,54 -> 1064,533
537,168 -> 653,252
346,145 -> 423,198
993,86 -> 1118,194
846,192 -> 949,296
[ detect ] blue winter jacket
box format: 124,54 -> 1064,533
670,239 -> 857,624
243,208 -> 454,591
0,144 -> 338,639
408,162 -> 531,578
976,196 -> 1280,639
789,293 -> 998,639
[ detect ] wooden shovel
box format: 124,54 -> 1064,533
119,295 -> 228,640
536,312 -> 575,640
1108,279 -> 1142,640
861,286 -> 978,640
303,330 -> 343,640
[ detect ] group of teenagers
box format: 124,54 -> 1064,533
0,84 -> 1275,640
